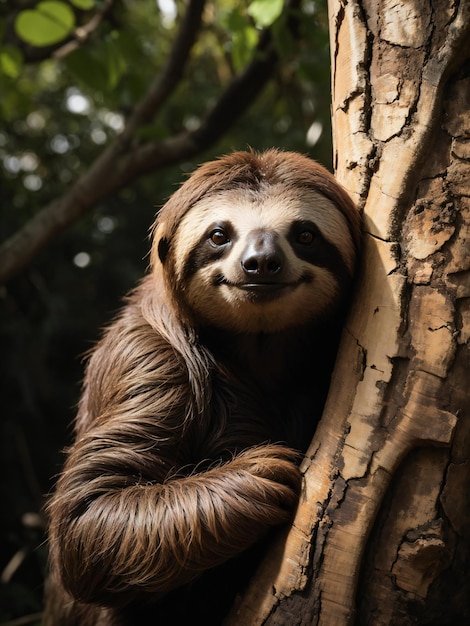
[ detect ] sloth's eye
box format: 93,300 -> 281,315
297,230 -> 315,245
210,229 -> 229,246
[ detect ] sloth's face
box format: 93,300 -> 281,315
171,186 -> 355,333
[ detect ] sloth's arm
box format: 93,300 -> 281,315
49,440 -> 300,605
48,310 -> 301,606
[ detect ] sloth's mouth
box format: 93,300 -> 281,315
236,282 -> 292,302
215,275 -> 308,302
238,282 -> 287,291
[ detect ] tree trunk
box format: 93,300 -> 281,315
226,1 -> 470,624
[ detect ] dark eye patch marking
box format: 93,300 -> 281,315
182,221 -> 236,280
288,220 -> 352,286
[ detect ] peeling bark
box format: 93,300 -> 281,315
226,1 -> 470,624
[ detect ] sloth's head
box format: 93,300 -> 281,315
152,150 -> 360,334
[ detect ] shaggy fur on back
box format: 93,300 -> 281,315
45,149 -> 360,625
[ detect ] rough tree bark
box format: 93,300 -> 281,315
226,1 -> 470,624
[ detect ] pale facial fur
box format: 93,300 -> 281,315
172,185 -> 354,333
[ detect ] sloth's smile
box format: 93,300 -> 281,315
238,282 -> 287,291
214,275 -> 306,302
237,282 -> 293,302
215,274 -> 311,302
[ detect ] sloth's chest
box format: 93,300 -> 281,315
189,371 -> 323,462
186,328 -> 332,461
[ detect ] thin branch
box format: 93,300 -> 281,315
115,31 -> 279,183
53,0 -> 116,60
132,0 -> 208,124
0,2 -> 282,284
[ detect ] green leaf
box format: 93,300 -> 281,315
247,0 -> 284,28
223,7 -> 258,71
15,1 -> 75,47
231,26 -> 258,72
0,45 -> 24,78
224,7 -> 248,32
65,36 -> 127,92
70,0 -> 95,8
104,36 -> 127,88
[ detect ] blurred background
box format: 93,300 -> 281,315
0,0 -> 331,622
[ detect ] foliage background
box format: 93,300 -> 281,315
0,0 -> 331,621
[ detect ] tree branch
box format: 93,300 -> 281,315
0,0 -> 207,284
123,0 -> 207,128
115,31 -> 278,183
52,0 -> 116,61
0,2 -> 281,284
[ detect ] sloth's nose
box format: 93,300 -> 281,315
241,232 -> 283,277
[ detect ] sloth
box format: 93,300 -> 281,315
45,149 -> 361,626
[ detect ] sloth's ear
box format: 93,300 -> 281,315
152,221 -> 169,265
158,237 -> 170,263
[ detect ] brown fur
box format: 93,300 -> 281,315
45,150 -> 360,625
